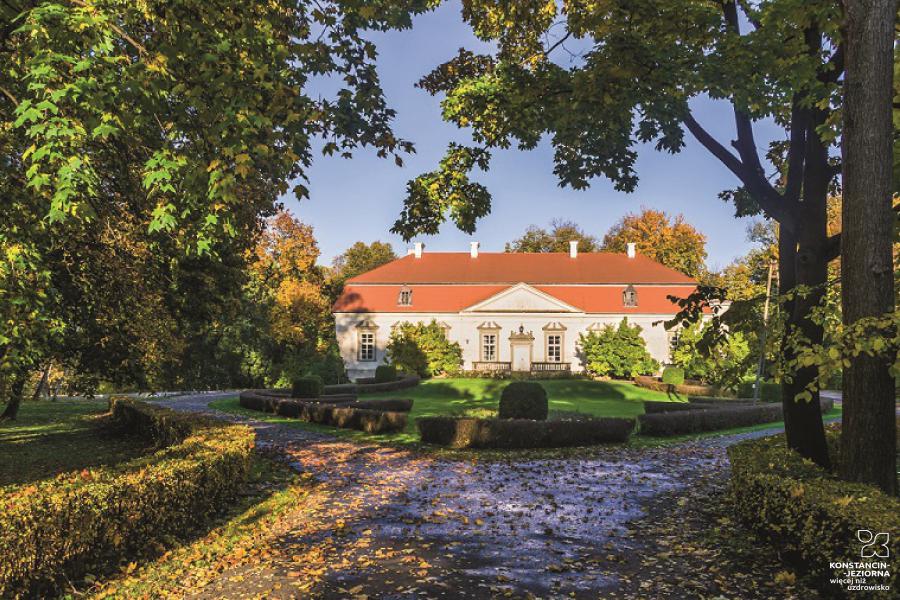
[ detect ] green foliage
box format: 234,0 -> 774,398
330,241 -> 397,290
736,380 -> 782,402
661,366 -> 685,386
375,364 -> 398,384
498,381 -> 548,420
386,321 -> 463,378
670,322 -> 752,390
601,209 -> 707,277
505,220 -> 599,253
290,376 -> 323,399
0,0 -> 430,400
729,427 -> 900,596
0,399 -> 253,598
417,415 -> 634,448
579,319 -> 659,379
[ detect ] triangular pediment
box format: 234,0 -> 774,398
463,283 -> 582,313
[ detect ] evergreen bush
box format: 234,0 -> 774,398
498,381 -> 549,420
290,375 -> 323,398
578,318 -> 658,378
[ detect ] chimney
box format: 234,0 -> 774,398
626,242 -> 636,258
569,240 -> 578,258
407,248 -> 415,256
414,242 -> 424,259
470,241 -> 480,258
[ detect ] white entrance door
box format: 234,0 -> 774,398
512,344 -> 530,372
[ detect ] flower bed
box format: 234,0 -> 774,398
729,427 -> 899,597
0,399 -> 253,598
638,398 -> 834,436
417,416 -> 634,448
238,391 -> 409,434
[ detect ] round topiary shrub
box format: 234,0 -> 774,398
662,366 -> 685,386
498,381 -> 548,420
291,375 -> 323,398
374,364 -> 398,384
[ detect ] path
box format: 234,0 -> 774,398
158,394 -> 817,599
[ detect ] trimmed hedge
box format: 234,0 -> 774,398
736,380 -> 781,402
661,366 -> 685,386
729,428 -> 899,597
374,364 -> 398,383
499,381 -> 549,420
634,375 -> 724,397
291,375 -> 324,398
323,373 -> 421,396
638,398 -> 834,436
417,416 -> 634,448
643,398 -> 756,414
239,391 -> 407,434
0,399 -> 253,598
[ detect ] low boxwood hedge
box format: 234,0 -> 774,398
291,375 -> 324,398
729,428 -> 899,597
736,380 -> 782,402
0,399 -> 253,598
323,373 -> 421,395
634,375 -> 724,397
499,381 -> 549,420
638,398 -> 834,437
374,364 -> 398,383
417,416 -> 634,448
239,391 -> 408,434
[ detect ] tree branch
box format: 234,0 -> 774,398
0,85 -> 18,106
683,112 -> 794,231
824,232 -> 841,262
783,98 -> 807,202
70,0 -> 146,56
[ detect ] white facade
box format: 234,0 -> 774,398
334,283 -> 677,381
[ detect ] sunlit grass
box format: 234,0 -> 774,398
0,399 -> 153,488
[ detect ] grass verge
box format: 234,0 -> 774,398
0,399 -> 153,489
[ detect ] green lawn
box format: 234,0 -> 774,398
211,377 -> 678,445
0,399 -> 153,489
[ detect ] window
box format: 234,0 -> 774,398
546,334 -> 562,362
623,284 -> 638,307
398,287 -> 413,306
359,331 -> 375,361
481,333 -> 497,361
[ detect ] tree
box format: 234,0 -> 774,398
0,1 -> 428,416
329,241 -> 397,297
505,219 -> 600,253
838,0 -> 897,494
670,322 -> 752,391
386,321 -> 462,378
578,319 -> 659,379
392,1 -> 850,466
601,209 -> 707,277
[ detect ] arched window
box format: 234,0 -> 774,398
623,284 -> 638,307
397,285 -> 413,306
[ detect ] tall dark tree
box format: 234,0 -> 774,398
393,0 -> 850,466
838,0 -> 897,494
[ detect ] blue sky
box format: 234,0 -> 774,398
286,1 -> 782,271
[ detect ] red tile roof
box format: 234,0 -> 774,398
347,252 -> 696,285
334,285 -> 508,313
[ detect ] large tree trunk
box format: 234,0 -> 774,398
0,375 -> 26,421
838,0 -> 897,495
779,96 -> 832,469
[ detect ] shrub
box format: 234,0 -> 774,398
386,320 -> 462,378
661,366 -> 685,386
417,416 -> 634,448
729,428 -> 899,597
633,375 -> 724,397
374,364 -> 398,383
578,318 -> 659,378
499,381 -> 549,420
736,379 -> 781,402
0,400 -> 253,598
238,391 -> 407,434
670,322 -> 752,390
291,375 -> 323,398
638,403 -> 784,436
